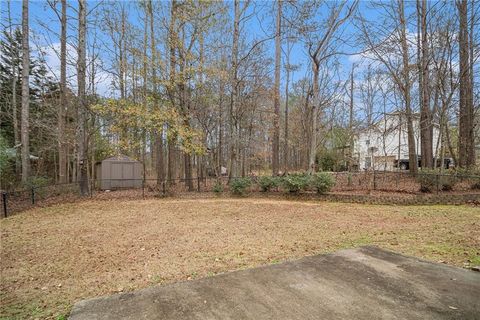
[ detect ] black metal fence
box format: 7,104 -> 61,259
2,171 -> 480,217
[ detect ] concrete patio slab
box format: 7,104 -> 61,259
69,246 -> 480,320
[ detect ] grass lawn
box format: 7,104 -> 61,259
1,198 -> 479,319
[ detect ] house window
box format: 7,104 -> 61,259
365,157 -> 371,169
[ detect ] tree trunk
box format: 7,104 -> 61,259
184,153 -> 193,190
459,0 -> 468,167
283,38 -> 291,174
228,0 -> 240,179
457,0 -> 473,168
58,0 -> 67,183
399,0 -> 417,173
7,1 -> 20,178
468,0 -> 475,166
13,64 -> 20,177
21,0 -> 30,184
77,0 -> 89,195
142,1 -> 148,182
348,64 -> 355,171
148,0 -> 164,183
308,61 -> 320,173
167,0 -> 177,184
417,0 -> 433,169
218,59 -> 225,177
178,23 -> 193,191
272,0 -> 281,176
119,7 -> 126,100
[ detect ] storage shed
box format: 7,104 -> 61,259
96,155 -> 143,190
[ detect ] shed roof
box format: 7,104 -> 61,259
102,155 -> 139,162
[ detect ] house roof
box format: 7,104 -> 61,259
357,111 -> 439,135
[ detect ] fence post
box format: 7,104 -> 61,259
142,179 -> 145,199
90,179 -> 93,198
31,187 -> 35,205
162,181 -> 166,195
373,171 -> 377,190
2,192 -> 7,218
197,177 -> 201,192
436,174 -> 439,194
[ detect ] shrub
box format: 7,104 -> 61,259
0,135 -> 11,175
318,153 -> 336,171
454,167 -> 480,176
212,181 -> 224,194
258,176 -> 280,192
229,177 -> 252,195
24,176 -> 51,189
281,173 -> 312,193
455,167 -> 480,190
440,174 -> 456,191
417,169 -> 439,193
311,172 -> 335,194
471,182 -> 480,190
416,170 -> 457,193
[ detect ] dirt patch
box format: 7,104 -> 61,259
1,198 -> 479,319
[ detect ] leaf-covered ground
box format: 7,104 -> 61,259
1,198 -> 479,319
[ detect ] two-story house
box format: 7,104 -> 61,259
353,112 -> 440,171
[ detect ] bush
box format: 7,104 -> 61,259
229,177 -> 252,195
318,153 -> 336,171
212,181 -> 223,194
455,167 -> 480,190
280,173 -> 312,193
24,176 -> 51,189
440,174 -> 456,191
454,167 -> 480,176
311,172 -> 335,194
0,135 -> 11,175
416,170 -> 457,193
471,182 -> 480,190
417,173 -> 436,193
258,176 -> 280,192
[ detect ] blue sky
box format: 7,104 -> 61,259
2,0 -> 406,97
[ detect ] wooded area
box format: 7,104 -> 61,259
0,0 -> 479,191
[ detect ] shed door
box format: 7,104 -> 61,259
123,163 -> 134,188
111,163 -> 123,188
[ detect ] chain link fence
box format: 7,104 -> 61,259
2,172 -> 480,217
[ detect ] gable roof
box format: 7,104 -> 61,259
102,155 -> 139,162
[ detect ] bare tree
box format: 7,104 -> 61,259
272,0 -> 282,176
228,0 -> 240,179
399,0 -> 417,173
167,0 -> 177,183
358,0 -> 418,173
417,0 -> 433,169
5,1 -> 21,178
457,0 -> 475,168
283,36 -> 297,174
148,0 -> 165,183
59,0 -> 67,182
21,0 -> 30,184
305,0 -> 358,173
348,64 -> 355,171
77,0 -> 88,194
7,0 -> 476,188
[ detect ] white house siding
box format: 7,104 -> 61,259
354,114 -> 439,171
